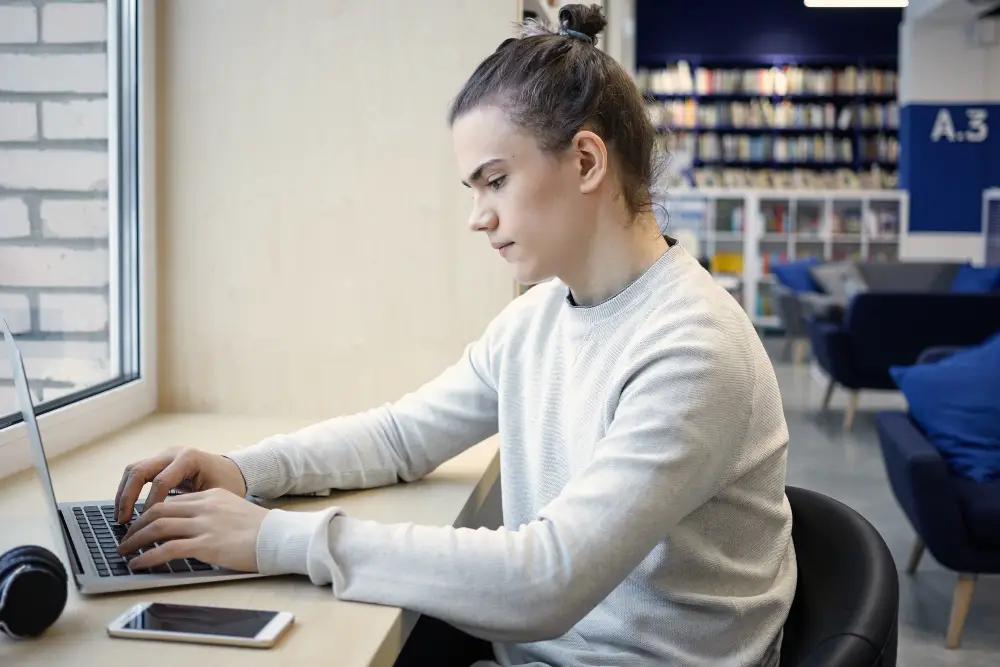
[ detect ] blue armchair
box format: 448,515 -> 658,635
875,366 -> 1000,649
807,292 -> 1000,429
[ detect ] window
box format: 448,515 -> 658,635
0,0 -> 140,430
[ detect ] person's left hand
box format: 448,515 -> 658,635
117,487 -> 268,572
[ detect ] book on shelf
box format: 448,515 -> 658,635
710,252 -> 744,275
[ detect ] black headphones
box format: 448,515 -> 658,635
0,544 -> 68,639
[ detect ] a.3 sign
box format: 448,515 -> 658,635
930,108 -> 989,143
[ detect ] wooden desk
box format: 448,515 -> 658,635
0,413 -> 500,667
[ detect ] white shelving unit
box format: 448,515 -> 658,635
662,188 -> 908,328
984,189 -> 1000,266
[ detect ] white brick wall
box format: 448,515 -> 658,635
1,0 -> 112,418
42,100 -> 109,140
0,199 -> 31,239
0,293 -> 31,334
0,102 -> 37,141
39,293 -> 109,333
0,54 -> 108,94
0,150 -> 108,191
0,340 -> 109,385
0,6 -> 38,44
42,3 -> 108,44
0,246 -> 109,288
41,199 -> 109,238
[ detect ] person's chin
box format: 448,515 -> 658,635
512,263 -> 550,286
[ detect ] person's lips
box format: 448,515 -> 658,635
492,241 -> 514,258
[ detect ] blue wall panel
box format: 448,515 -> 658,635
900,104 -> 1000,233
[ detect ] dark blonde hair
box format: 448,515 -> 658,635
448,4 -> 659,218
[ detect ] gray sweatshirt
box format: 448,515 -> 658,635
226,243 -> 797,667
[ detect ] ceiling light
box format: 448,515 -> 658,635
804,0 -> 908,6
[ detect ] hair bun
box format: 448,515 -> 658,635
558,3 -> 607,44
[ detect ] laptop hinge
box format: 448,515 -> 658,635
57,509 -> 85,581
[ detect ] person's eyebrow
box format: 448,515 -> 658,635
461,158 -> 504,188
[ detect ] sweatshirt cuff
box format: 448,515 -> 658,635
255,508 -> 340,576
223,446 -> 283,497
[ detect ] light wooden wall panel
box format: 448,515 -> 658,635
156,0 -> 517,417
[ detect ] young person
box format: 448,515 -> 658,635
113,5 -> 796,666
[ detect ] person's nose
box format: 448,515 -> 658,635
467,198 -> 498,233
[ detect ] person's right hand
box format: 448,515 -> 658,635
113,447 -> 248,524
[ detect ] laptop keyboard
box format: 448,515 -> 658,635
72,505 -> 216,578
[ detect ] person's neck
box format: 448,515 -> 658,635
562,213 -> 668,307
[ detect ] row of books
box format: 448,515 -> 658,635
696,134 -> 852,163
690,134 -> 900,165
667,166 -> 899,191
647,99 -> 900,131
638,63 -> 898,97
759,205 -> 900,236
667,131 -> 898,164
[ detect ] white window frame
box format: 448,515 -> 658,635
0,0 -> 157,480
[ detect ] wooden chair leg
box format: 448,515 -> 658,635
946,574 -> 977,649
843,390 -> 859,431
793,339 -> 808,365
821,379 -> 835,410
906,537 -> 925,574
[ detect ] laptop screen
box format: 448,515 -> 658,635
1,317 -> 82,582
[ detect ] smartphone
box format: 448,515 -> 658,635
107,601 -> 294,648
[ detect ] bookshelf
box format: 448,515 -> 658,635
637,60 -> 899,191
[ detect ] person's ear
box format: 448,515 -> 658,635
572,130 -> 608,195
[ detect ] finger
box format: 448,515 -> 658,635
118,517 -> 196,557
116,457 -> 169,525
127,538 -> 202,570
114,448 -> 182,522
144,454 -> 199,512
113,464 -> 135,523
123,500 -> 199,540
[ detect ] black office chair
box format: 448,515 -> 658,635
780,487 -> 899,667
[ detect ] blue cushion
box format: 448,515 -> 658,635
951,264 -> 1000,293
772,258 -> 820,293
890,332 -> 1000,482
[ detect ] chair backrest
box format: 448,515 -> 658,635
780,487 -> 899,667
844,292 -> 1000,385
854,261 -> 961,293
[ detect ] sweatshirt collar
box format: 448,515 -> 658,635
561,239 -> 684,329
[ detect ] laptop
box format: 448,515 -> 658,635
1,317 -> 264,594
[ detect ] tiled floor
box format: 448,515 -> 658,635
770,345 -> 1000,667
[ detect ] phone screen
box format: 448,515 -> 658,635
123,603 -> 278,638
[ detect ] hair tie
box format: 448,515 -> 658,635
559,27 -> 594,45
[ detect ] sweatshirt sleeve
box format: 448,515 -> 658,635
223,318 -> 505,499
251,327 -> 757,643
